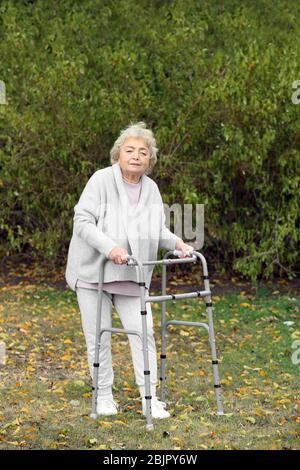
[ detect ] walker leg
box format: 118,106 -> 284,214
140,292 -> 154,431
159,264 -> 167,402
205,295 -> 223,415
90,292 -> 103,419
90,258 -> 106,419
159,324 -> 167,402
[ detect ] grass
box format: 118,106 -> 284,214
0,282 -> 299,450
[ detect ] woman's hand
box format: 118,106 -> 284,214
175,240 -> 194,258
108,246 -> 129,265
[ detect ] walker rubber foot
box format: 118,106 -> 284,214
90,413 -> 98,419
146,424 -> 154,431
217,411 -> 224,416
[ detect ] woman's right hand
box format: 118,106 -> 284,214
108,246 -> 129,265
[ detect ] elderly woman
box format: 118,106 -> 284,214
65,122 -> 193,419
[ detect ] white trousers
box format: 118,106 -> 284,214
76,287 -> 158,399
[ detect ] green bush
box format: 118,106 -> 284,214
0,0 -> 299,283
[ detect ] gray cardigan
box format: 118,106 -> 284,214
65,161 -> 180,292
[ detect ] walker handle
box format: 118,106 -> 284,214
124,254 -> 136,266
173,249 -> 195,258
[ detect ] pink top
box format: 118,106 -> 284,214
76,178 -> 144,296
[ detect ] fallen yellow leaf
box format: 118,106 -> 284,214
94,444 -> 110,450
20,407 -> 29,413
97,421 -> 112,429
61,354 -> 71,361
246,417 -> 256,424
291,331 -> 300,339
179,330 -> 190,337
259,370 -> 268,377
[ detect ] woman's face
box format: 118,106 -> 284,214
118,137 -> 150,177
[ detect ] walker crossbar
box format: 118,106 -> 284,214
99,327 -> 143,338
165,320 -> 209,332
145,290 -> 211,302
90,249 -> 223,432
143,257 -> 197,266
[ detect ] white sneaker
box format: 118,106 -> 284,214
142,397 -> 171,419
97,397 -> 119,416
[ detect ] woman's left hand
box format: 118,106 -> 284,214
175,240 -> 194,258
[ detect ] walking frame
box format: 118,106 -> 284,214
90,249 -> 223,431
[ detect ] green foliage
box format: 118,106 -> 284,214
0,0 -> 299,282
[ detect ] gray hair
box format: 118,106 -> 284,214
110,121 -> 158,175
